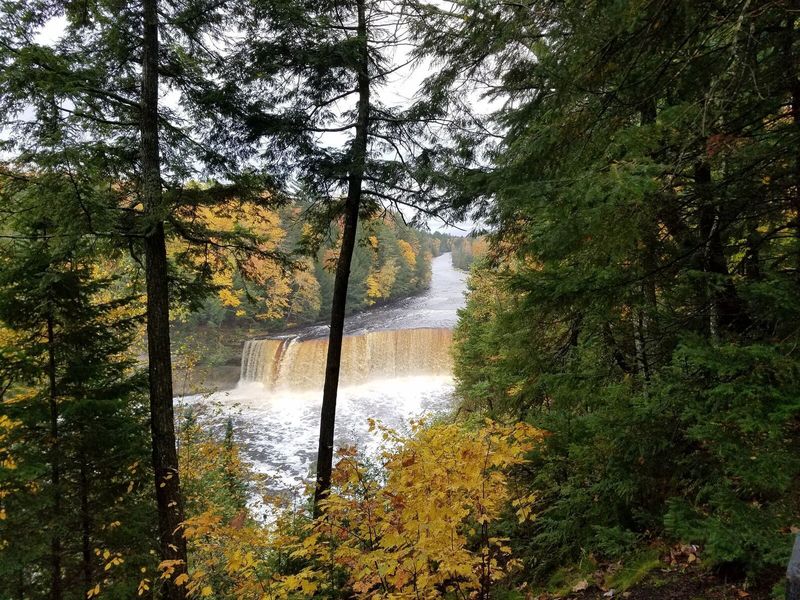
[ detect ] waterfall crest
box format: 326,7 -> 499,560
239,328 -> 453,391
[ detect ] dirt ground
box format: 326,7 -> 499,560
540,566 -> 780,600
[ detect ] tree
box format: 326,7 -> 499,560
0,1 -> 290,594
233,0 -> 458,513
138,0 -> 190,590
0,174 -> 155,600
415,0 -> 800,580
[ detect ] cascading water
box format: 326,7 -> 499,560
180,253 -> 467,496
239,328 -> 453,390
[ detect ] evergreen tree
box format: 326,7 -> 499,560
414,0 -> 800,580
0,175 -> 155,600
231,0 -> 456,512
0,2 -> 289,594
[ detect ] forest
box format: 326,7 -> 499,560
1,1 -> 800,600
182,206 -> 453,329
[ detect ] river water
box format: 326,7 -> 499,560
179,253 -> 467,494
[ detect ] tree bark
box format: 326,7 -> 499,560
784,5 -> 800,274
79,442 -> 92,590
313,0 -> 370,517
695,161 -> 749,336
46,315 -> 62,600
635,100 -> 659,380
140,0 -> 188,595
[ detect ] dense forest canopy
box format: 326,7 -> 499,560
1,0 -> 800,599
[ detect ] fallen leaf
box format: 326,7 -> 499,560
572,579 -> 589,592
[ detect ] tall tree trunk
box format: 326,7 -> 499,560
140,0 -> 188,595
313,0 -> 370,517
784,5 -> 800,274
634,100 -> 659,380
79,442 -> 92,590
46,315 -> 62,600
695,161 -> 749,337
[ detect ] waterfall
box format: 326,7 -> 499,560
238,328 -> 453,391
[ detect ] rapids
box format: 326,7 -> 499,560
178,252 -> 467,495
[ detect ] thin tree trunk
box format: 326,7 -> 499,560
140,0 -> 188,595
79,442 -> 92,589
695,161 -> 749,336
46,315 -> 62,600
633,311 -> 650,379
313,0 -> 370,517
603,323 -> 632,374
784,5 -> 800,274
635,100 -> 659,380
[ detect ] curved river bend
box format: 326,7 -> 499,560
179,253 -> 467,494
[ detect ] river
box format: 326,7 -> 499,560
179,252 -> 467,496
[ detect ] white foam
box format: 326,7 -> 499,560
178,375 -> 455,494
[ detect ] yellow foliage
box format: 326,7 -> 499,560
366,259 -> 398,302
0,414 -> 19,527
365,274 -> 381,301
217,288 -> 241,308
170,200 -> 291,321
0,414 -> 18,469
176,419 -> 543,599
397,239 -> 417,268
287,262 -> 322,324
301,420 -> 542,598
137,577 -> 151,596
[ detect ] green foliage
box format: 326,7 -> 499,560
605,549 -> 663,592
440,0 -> 800,585
0,179 -> 156,599
456,261 -> 800,579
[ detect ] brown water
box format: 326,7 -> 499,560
240,328 -> 453,390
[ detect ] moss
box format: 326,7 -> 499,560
770,581 -> 786,600
546,557 -> 599,596
605,549 -> 663,592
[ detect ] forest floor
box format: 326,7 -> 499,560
532,545 -> 781,600
548,570 -> 774,600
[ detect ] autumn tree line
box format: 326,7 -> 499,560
183,205 -> 454,330
2,0 -> 800,599
449,236 -> 487,272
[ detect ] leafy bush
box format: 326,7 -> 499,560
172,420 -> 542,599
